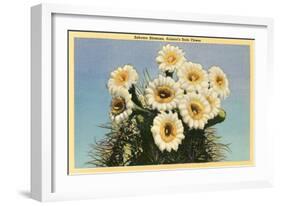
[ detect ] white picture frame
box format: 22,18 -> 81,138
31,3 -> 274,202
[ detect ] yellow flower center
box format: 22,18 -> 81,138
216,75 -> 225,87
154,86 -> 175,103
111,97 -> 126,115
188,101 -> 204,120
187,71 -> 201,83
160,121 -> 177,143
166,53 -> 177,65
114,70 -> 129,86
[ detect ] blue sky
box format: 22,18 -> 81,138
74,37 -> 250,168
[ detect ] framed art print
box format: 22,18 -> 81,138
31,3 -> 274,201
67,31 -> 254,175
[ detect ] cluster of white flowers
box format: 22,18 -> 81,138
107,65 -> 138,123
107,44 -> 230,153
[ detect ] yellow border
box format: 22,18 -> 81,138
68,31 -> 255,175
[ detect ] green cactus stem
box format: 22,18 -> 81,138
165,71 -> 174,78
129,85 -> 143,107
205,109 -> 226,128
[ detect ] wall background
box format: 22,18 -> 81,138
0,0 -> 280,205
